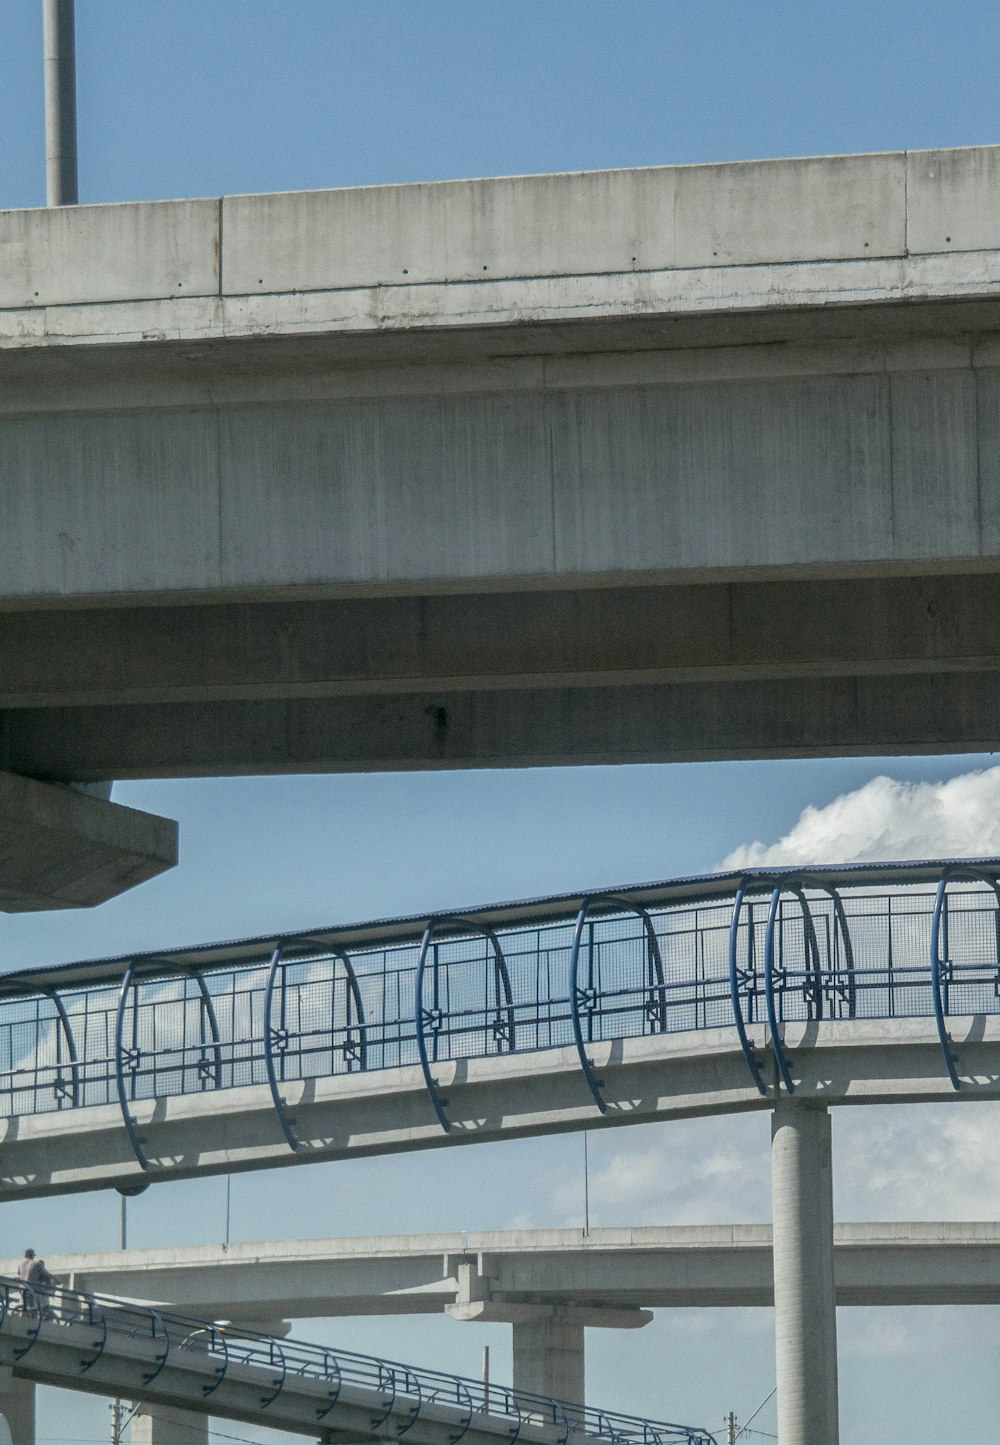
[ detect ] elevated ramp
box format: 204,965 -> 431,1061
0,1278 -> 713,1445
2,859 -> 1000,1198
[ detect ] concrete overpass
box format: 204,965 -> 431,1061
5,144 -> 1000,904
4,1223 -> 996,1441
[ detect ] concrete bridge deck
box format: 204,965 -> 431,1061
26,1223 -> 1000,1319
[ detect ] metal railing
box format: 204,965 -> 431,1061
2,861 -> 999,1160
0,1278 -> 715,1445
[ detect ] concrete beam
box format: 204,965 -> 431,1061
5,576 -> 1000,710
0,770 -> 176,911
7,668 -> 1000,780
29,1223 -> 1000,1322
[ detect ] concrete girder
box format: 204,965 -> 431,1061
3,576 -> 1000,710
8,669 -> 1000,780
27,1223 -> 1000,1321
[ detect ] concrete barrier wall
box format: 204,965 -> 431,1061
3,148 -> 1000,312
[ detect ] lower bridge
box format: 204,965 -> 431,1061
0,1277 -> 714,1445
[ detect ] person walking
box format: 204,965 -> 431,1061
17,1248 -> 56,1315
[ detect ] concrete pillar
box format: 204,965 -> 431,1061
512,1315 -> 585,1403
771,1102 -> 839,1445
130,1403 -> 208,1445
0,1370 -> 35,1445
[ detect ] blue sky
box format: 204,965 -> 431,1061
3,1 -> 1000,1441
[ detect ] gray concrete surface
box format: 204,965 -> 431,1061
3,1017 -> 1000,1200
0,770 -> 176,911
512,1318 -> 584,1405
22,1223 -> 1000,1322
4,147 -> 1000,782
771,1104 -> 839,1445
0,1369 -> 34,1445
131,1403 -> 207,1445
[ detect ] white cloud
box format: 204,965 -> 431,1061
836,1103 -> 1000,1220
717,766 -> 1000,871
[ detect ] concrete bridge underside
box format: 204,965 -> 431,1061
5,146 -> 1000,902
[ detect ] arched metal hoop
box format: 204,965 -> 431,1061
569,894 -> 666,1114
763,883 -> 823,1095
930,867 -> 1000,1090
62,1293 -> 108,1373
137,1308 -> 170,1386
114,961 -> 151,1172
314,1349 -> 343,1422
427,1377 -> 474,1444
728,879 -> 768,1095
415,916 -> 515,1134
258,1336 -> 287,1409
393,1367 -> 423,1437
263,939 -> 370,1152
178,1323 -> 229,1398
42,986 -> 80,1107
810,884 -> 857,1020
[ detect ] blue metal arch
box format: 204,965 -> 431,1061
393,1367 -> 424,1437
728,878 -> 769,1095
368,1361 -> 399,1429
258,1336 -> 287,1409
263,938 -> 371,1152
114,961 -> 152,1172
60,1291 -> 108,1374
314,1349 -> 344,1423
568,894 -> 667,1114
762,883 -> 823,1095
262,943 -> 303,1153
930,867 -> 1000,1090
138,1307 -> 170,1386
9,1283 -> 44,1360
809,883 -> 857,1019
415,916 -> 515,1134
177,1323 -> 229,1397
42,986 -> 80,1107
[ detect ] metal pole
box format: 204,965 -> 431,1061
725,1412 -> 736,1445
119,1193 -> 127,1250
224,1173 -> 232,1249
482,1344 -> 490,1413
582,1132 -> 590,1236
42,0 -> 79,205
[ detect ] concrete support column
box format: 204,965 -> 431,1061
771,1101 -> 839,1445
512,1315 -> 585,1403
130,1403 -> 208,1445
0,1370 -> 36,1445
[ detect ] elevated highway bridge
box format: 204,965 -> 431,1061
4,144 -> 1000,909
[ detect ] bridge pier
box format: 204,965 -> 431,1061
131,1402 -> 208,1445
512,1315 -> 585,1403
0,1370 -> 35,1445
771,1101 -> 839,1445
